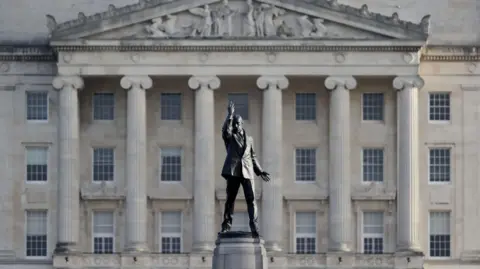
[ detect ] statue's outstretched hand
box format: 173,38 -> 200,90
260,171 -> 270,182
228,101 -> 235,116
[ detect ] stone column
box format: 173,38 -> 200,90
257,75 -> 289,252
120,75 -> 153,252
324,76 -> 357,252
393,76 -> 424,253
188,76 -> 220,252
52,76 -> 84,253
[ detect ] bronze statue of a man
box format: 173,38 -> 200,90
220,101 -> 270,237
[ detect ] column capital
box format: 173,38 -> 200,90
324,76 -> 357,91
256,75 -> 289,90
52,76 -> 84,90
393,76 -> 424,91
188,75 -> 220,90
120,75 -> 153,90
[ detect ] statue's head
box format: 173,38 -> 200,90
233,115 -> 244,133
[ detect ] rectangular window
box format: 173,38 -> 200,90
295,148 -> 316,182
93,148 -> 114,182
362,212 -> 384,254
429,212 -> 451,257
362,93 -> 384,121
228,93 -> 249,120
26,147 -> 48,182
93,211 -> 114,254
26,210 -> 47,257
429,148 -> 451,183
295,212 -> 316,254
231,212 -> 249,232
160,211 -> 182,254
160,93 -> 182,120
26,91 -> 48,121
93,93 -> 115,120
160,148 -> 182,182
429,93 -> 450,121
295,93 -> 316,120
362,148 -> 384,182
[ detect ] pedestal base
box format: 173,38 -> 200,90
212,231 -> 268,269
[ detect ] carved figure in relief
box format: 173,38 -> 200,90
243,0 -> 256,36
253,5 -> 266,36
262,4 -> 286,36
297,15 -> 328,37
216,0 -> 237,36
188,5 -> 213,37
145,15 -> 179,37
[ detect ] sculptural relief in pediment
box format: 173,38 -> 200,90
90,0 -> 385,40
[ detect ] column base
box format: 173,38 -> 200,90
124,243 -> 150,253
264,242 -> 282,253
54,242 -> 78,254
192,242 -> 214,253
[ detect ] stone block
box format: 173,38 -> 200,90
212,231 -> 268,269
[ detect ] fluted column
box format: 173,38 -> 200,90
393,76 -> 424,253
52,76 -> 84,253
188,76 -> 220,252
120,75 -> 153,252
257,75 -> 289,252
324,76 -> 357,252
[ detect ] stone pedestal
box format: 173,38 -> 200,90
212,232 -> 268,269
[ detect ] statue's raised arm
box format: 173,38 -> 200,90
221,101 -> 235,143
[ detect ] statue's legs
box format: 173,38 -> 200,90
221,178 -> 241,232
241,178 -> 259,237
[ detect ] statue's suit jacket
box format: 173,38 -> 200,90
221,116 -> 263,180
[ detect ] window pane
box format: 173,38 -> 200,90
93,93 -> 115,120
161,93 -> 182,120
363,212 -> 384,234
429,93 -> 450,121
93,148 -> 114,182
26,92 -> 48,121
93,212 -> 114,234
362,93 -> 384,121
295,148 -> 316,182
160,148 -> 182,182
26,147 -> 48,182
228,93 -> 249,120
429,212 -> 451,257
429,148 -> 451,183
296,212 -> 316,234
26,210 -> 47,257
161,211 -> 182,234
363,148 -> 384,182
296,93 -> 316,120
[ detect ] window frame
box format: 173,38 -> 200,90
361,211 -> 385,254
92,92 -> 115,121
294,92 -> 317,121
361,147 -> 385,183
294,211 -> 317,254
25,146 -> 49,184
25,91 -> 49,123
91,147 -> 115,183
294,147 -> 317,183
160,92 -> 183,121
428,92 -> 451,124
158,147 -> 183,183
227,93 -> 249,121
428,211 -> 451,259
24,210 -> 48,259
361,92 -> 385,122
91,211 -> 116,254
158,211 -> 183,254
428,147 -> 452,185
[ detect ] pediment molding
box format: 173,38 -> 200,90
47,0 -> 430,42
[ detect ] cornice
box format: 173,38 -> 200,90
421,45 -> 480,62
0,45 -> 55,62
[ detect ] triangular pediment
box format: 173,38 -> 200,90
47,0 -> 430,41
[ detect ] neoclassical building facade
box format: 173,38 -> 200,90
0,0 -> 479,269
